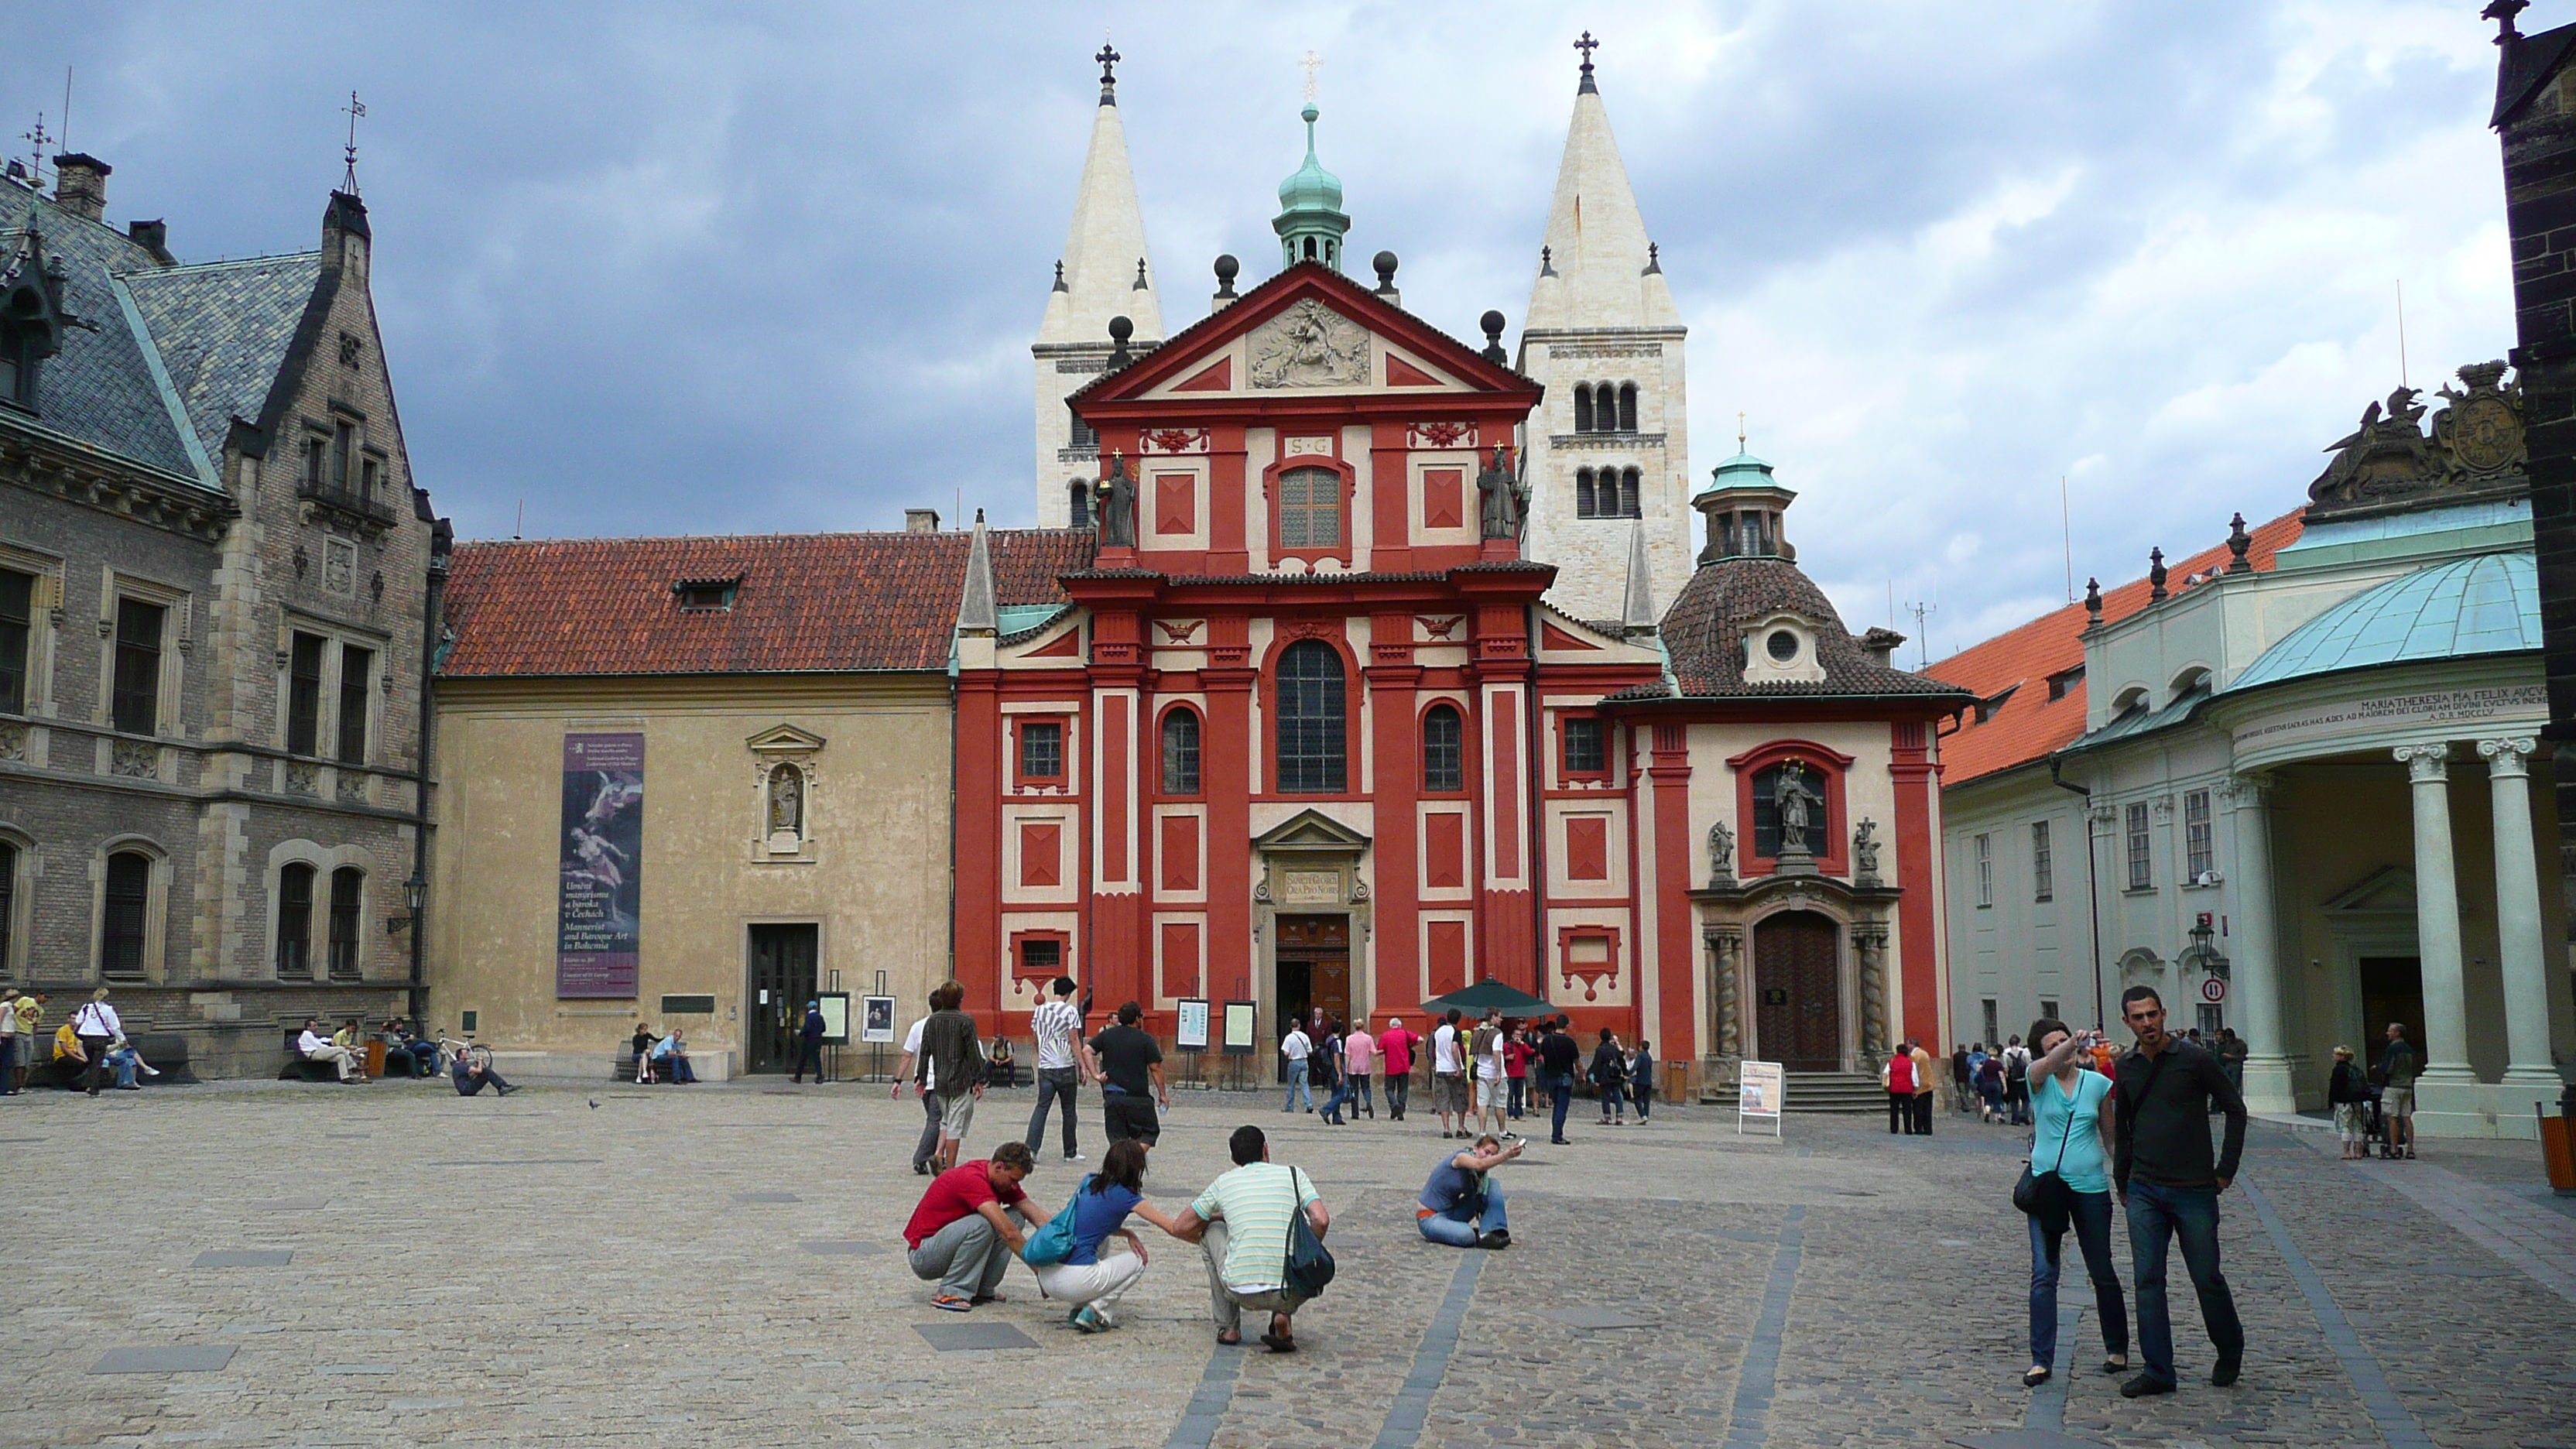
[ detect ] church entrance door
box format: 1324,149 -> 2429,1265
745,923 -> 819,1074
1275,913 -> 1351,1080
1754,911 -> 1841,1072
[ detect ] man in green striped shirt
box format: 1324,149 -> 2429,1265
1168,1125 -> 1329,1351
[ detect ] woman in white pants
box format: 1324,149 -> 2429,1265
1032,1139 -> 1184,1332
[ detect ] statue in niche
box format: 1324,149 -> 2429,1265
1096,454 -> 1137,547
1774,764 -> 1821,856
1852,817 -> 1881,880
1707,820 -> 1735,885
767,764 -> 804,837
1476,444 -> 1528,540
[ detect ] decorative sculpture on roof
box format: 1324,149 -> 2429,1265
1096,453 -> 1137,546
2308,362 -> 2525,520
1476,444 -> 1530,541
1774,763 -> 1821,857
1249,298 -> 1368,389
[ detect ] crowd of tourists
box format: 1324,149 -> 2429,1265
1284,1007 -> 1655,1143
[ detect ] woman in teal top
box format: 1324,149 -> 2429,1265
2021,1019 -> 2128,1389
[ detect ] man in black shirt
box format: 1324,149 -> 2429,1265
1088,1000 -> 1169,1149
2112,985 -> 2247,1398
1536,1017 -> 1582,1145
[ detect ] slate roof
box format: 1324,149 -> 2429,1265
122,251 -> 320,465
1,180 -> 322,487
1634,556 -> 1972,702
1925,508 -> 2304,786
441,529 -> 1098,677
2224,551 -> 2538,694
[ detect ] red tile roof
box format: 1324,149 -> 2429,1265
441,529 -> 1096,677
1925,509 -> 2305,786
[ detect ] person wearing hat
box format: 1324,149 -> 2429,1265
793,999 -> 827,1084
2326,1045 -> 2372,1161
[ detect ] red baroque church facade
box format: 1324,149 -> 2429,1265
954,265 -> 1966,1091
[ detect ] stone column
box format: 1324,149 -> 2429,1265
2478,738 -> 2564,1099
1852,920 -> 1889,1063
1706,927 -> 1743,1064
2394,745 -> 2474,1092
2223,772 -> 2296,1113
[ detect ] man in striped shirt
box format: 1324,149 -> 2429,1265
1169,1125 -> 1329,1351
1025,976 -> 1086,1163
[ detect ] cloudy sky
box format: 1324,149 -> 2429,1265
5,1 -> 2525,658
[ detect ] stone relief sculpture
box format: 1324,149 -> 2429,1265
767,764 -> 804,836
1249,299 -> 1368,389
1773,764 -> 1821,855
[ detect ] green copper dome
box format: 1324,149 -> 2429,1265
1704,446 -> 1777,489
1273,104 -> 1351,271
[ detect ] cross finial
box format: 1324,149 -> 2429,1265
1095,36 -> 1121,98
20,111 -> 52,185
340,91 -> 367,194
1300,50 -> 1323,104
1574,31 -> 1600,92
1737,411 -> 1747,450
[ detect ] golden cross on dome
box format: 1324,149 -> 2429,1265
1738,412 -> 1747,450
1300,50 -> 1323,104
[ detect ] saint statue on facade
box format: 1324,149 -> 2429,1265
1476,444 -> 1528,540
1774,765 -> 1821,856
1707,819 -> 1735,885
1852,817 -> 1880,881
1096,454 -> 1137,546
768,764 -> 803,836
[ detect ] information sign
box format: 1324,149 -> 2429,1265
859,995 -> 897,1044
1176,998 -> 1211,1050
1221,1001 -> 1258,1055
817,992 -> 851,1046
1737,1060 -> 1786,1139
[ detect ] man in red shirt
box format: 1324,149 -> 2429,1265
1379,1016 -> 1419,1122
903,1141 -> 1053,1311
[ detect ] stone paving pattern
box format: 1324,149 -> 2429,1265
1,1080 -> 2571,1447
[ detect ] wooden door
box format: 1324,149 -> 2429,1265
1753,911 -> 1841,1072
2358,957 -> 2424,1074
746,923 -> 819,1073
1277,913 -> 1352,1029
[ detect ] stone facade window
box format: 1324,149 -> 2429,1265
286,632 -> 325,755
1018,720 -> 1064,784
337,645 -> 372,764
2184,789 -> 2214,882
1275,640 -> 1346,793
1974,833 -> 1992,906
1562,715 -> 1607,776
2030,820 -> 2054,902
1421,704 -> 1463,793
111,598 -> 165,736
327,867 -> 364,980
0,567 -> 30,714
0,838 -> 15,977
2124,802 -> 2153,890
276,862 -> 314,978
1160,708 -> 1201,794
101,851 -> 152,979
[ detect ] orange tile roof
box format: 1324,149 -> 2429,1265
1925,508 -> 2305,786
441,528 -> 1096,677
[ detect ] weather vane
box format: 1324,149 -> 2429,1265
341,91 -> 366,195
21,112 -> 52,186
1738,411 -> 1747,450
1300,50 -> 1322,104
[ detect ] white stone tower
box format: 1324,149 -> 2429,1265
1516,34 -> 1690,623
1033,43 -> 1166,526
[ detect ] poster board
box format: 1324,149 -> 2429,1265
1221,1001 -> 1258,1055
557,732 -> 645,998
859,995 -> 897,1045
1737,1060 -> 1785,1138
816,992 -> 851,1046
1176,998 -> 1211,1050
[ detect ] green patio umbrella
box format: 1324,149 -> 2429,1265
1419,978 -> 1553,1016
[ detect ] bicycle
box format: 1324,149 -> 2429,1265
434,1036 -> 488,1076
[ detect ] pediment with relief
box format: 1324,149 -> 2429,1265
1249,299 -> 1372,389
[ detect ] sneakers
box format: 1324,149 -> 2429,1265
1478,1228 -> 1510,1249
1071,1303 -> 1113,1333
1064,1152 -> 1087,1162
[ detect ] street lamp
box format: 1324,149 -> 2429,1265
404,868 -> 426,1023
2188,913 -> 2229,980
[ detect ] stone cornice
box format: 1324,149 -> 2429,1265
0,423 -> 236,543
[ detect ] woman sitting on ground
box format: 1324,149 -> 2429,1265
1417,1132 -> 1519,1249
1032,1139 -> 1184,1333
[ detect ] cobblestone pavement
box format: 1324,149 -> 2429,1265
2,1079 -> 2571,1448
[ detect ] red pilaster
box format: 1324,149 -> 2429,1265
1367,608 -> 1421,1018
1890,720 -> 1942,1050
954,670 -> 1004,1019
1647,721 -> 1697,1061
1205,616 -> 1256,1003
1369,426 -> 1411,574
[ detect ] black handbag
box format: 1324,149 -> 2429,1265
2013,1075 -> 2084,1216
1282,1166 -> 1335,1301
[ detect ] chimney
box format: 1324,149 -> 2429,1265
51,154 -> 109,222
126,219 -> 173,265
905,508 -> 942,533
1860,627 -> 1906,666
321,190 -> 372,283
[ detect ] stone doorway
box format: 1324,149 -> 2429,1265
1274,913 -> 1351,1079
1754,910 -> 1841,1072
745,923 -> 818,1074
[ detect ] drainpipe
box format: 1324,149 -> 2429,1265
2050,755 -> 2105,1031
409,512 -> 450,1026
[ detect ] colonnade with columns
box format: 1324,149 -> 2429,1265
2224,736 -> 2564,1129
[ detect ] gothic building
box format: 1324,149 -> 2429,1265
1030,43 -> 1693,625
0,152 -> 447,1077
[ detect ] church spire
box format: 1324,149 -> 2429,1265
1273,53 -> 1349,272
1524,36 -> 1676,333
1621,517 -> 1658,635
1039,46 -> 1163,349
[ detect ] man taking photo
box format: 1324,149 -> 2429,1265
2112,985 -> 2247,1399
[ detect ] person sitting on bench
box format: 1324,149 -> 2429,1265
451,1053 -> 518,1097
296,1019 -> 361,1082
101,1036 -> 156,1090
653,1029 -> 697,1084
48,1023 -> 88,1088
630,1023 -> 659,1082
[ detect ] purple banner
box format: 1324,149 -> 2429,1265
557,732 -> 644,999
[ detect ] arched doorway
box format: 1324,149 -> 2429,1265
1754,910 -> 1841,1071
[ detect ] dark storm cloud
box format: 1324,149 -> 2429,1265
2,2 -> 2516,654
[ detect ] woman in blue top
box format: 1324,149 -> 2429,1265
1032,1139 -> 1185,1332
2021,1018 -> 2128,1388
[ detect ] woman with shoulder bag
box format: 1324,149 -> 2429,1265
2017,1018 -> 2128,1389
2327,1045 -> 2372,1161
1024,1139 -> 1186,1333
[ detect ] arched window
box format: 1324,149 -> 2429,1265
1617,382 -> 1639,433
1621,467 -> 1643,519
327,867 -> 364,980
1067,480 -> 1092,529
103,851 -> 152,980
1275,640 -> 1346,793
1575,468 -> 1598,519
1303,237 -> 1318,262
275,862 -> 313,978
1573,383 -> 1595,434
1161,707 -> 1201,794
1750,762 -> 1831,862
1421,704 -> 1464,793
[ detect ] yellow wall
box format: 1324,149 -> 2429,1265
428,674 -> 954,1064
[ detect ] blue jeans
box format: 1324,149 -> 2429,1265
1385,1073 -> 1410,1118
105,1048 -> 139,1088
1323,1077 -> 1355,1122
1416,1176 -> 1508,1246
1348,1074 -> 1373,1113
2030,1189 -> 2127,1367
1547,1073 -> 1574,1139
1283,1064 -> 1312,1112
2126,1180 -> 2242,1385
1508,1077 -> 1526,1116
1026,1066 -> 1081,1156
